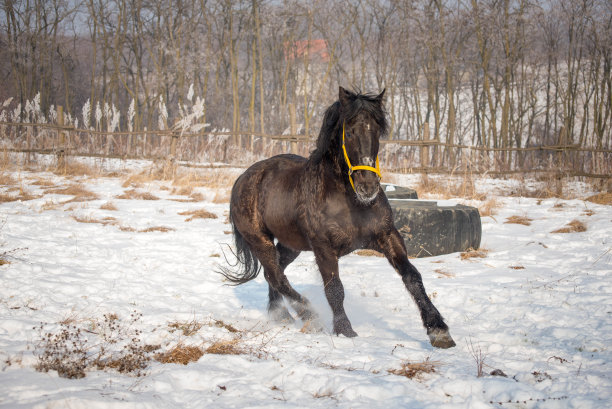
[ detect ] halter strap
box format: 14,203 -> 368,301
342,122 -> 381,192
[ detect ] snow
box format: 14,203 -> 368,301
1,161 -> 611,408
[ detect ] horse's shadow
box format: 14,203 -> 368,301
231,278 -> 421,343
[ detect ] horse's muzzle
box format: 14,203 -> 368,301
352,170 -> 380,204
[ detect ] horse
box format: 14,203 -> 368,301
220,87 -> 455,348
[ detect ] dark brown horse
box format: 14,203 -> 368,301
220,87 -> 455,348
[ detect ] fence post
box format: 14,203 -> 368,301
421,122 -> 430,170
170,130 -> 179,159
289,103 -> 297,154
57,105 -> 65,168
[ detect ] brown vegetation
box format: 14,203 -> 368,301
388,360 -> 439,379
46,184 -> 99,202
460,248 -> 489,260
116,189 -> 159,200
178,208 -> 218,221
585,193 -> 612,206
504,215 -> 533,226
354,249 -> 384,257
155,344 -> 204,365
551,220 -> 587,234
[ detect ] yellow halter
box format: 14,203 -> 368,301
341,122 -> 381,192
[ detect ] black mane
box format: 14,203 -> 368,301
309,90 -> 388,164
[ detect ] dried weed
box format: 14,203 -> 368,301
388,359 -> 440,379
155,344 -> 204,365
551,219 -> 587,233
460,248 -> 489,260
100,202 -> 118,211
504,215 -> 533,226
354,249 -> 384,257
46,184 -> 99,203
585,192 -> 612,205
116,189 -> 159,200
179,208 -> 218,221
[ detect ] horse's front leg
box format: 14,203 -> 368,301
377,230 -> 456,348
314,247 -> 358,337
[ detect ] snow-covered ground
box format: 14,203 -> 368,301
1,159 -> 610,408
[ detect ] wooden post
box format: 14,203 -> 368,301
289,103 -> 297,154
421,122 -> 430,170
170,130 -> 179,159
57,105 -> 65,168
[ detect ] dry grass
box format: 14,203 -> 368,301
435,269 -> 455,278
388,359 -> 440,379
460,248 -> 489,260
479,198 -> 500,217
168,319 -> 203,336
504,215 -> 533,226
205,339 -> 245,355
100,202 -> 118,211
71,215 -> 118,225
416,174 -> 486,200
212,189 -> 231,204
138,226 -> 175,233
354,249 -> 384,257
0,187 -> 41,202
585,192 -> 612,205
178,208 -> 218,221
509,265 -> 525,270
116,189 -> 159,200
155,344 -> 204,365
0,173 -> 17,186
52,161 -> 103,178
551,219 -> 587,233
46,184 -> 99,203
31,178 -> 57,187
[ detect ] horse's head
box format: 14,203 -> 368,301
338,87 -> 387,205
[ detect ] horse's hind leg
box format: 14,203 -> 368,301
268,244 -> 300,323
243,234 -> 319,325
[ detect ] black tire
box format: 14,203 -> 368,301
381,183 -> 418,200
388,199 -> 482,258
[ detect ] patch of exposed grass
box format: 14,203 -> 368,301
435,269 -> 455,278
212,190 -> 231,204
479,198 -> 500,217
46,184 -> 99,203
416,174 -> 486,200
0,173 -> 17,186
585,192 -> 612,205
509,265 -> 525,270
388,359 -> 440,380
178,208 -> 217,221
138,226 -> 175,233
354,249 -> 384,257
71,215 -> 118,226
551,219 -> 587,233
205,339 -> 244,355
168,319 -> 203,336
100,201 -> 118,211
155,344 -> 204,365
504,215 -> 533,226
116,189 -> 159,200
52,161 -> 102,178
0,188 -> 41,202
460,248 -> 489,260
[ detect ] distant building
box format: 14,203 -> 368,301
285,39 -> 329,63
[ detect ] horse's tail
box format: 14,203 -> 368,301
217,220 -> 261,285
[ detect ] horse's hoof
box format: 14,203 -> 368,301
300,319 -> 325,334
269,307 -> 295,324
334,321 -> 358,338
428,328 -> 456,349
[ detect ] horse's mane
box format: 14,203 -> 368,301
309,89 -> 388,164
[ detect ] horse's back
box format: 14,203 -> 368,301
231,154 -> 309,248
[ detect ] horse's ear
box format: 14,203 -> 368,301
376,89 -> 386,104
339,86 -> 351,106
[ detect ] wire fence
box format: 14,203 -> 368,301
1,121 -> 610,179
